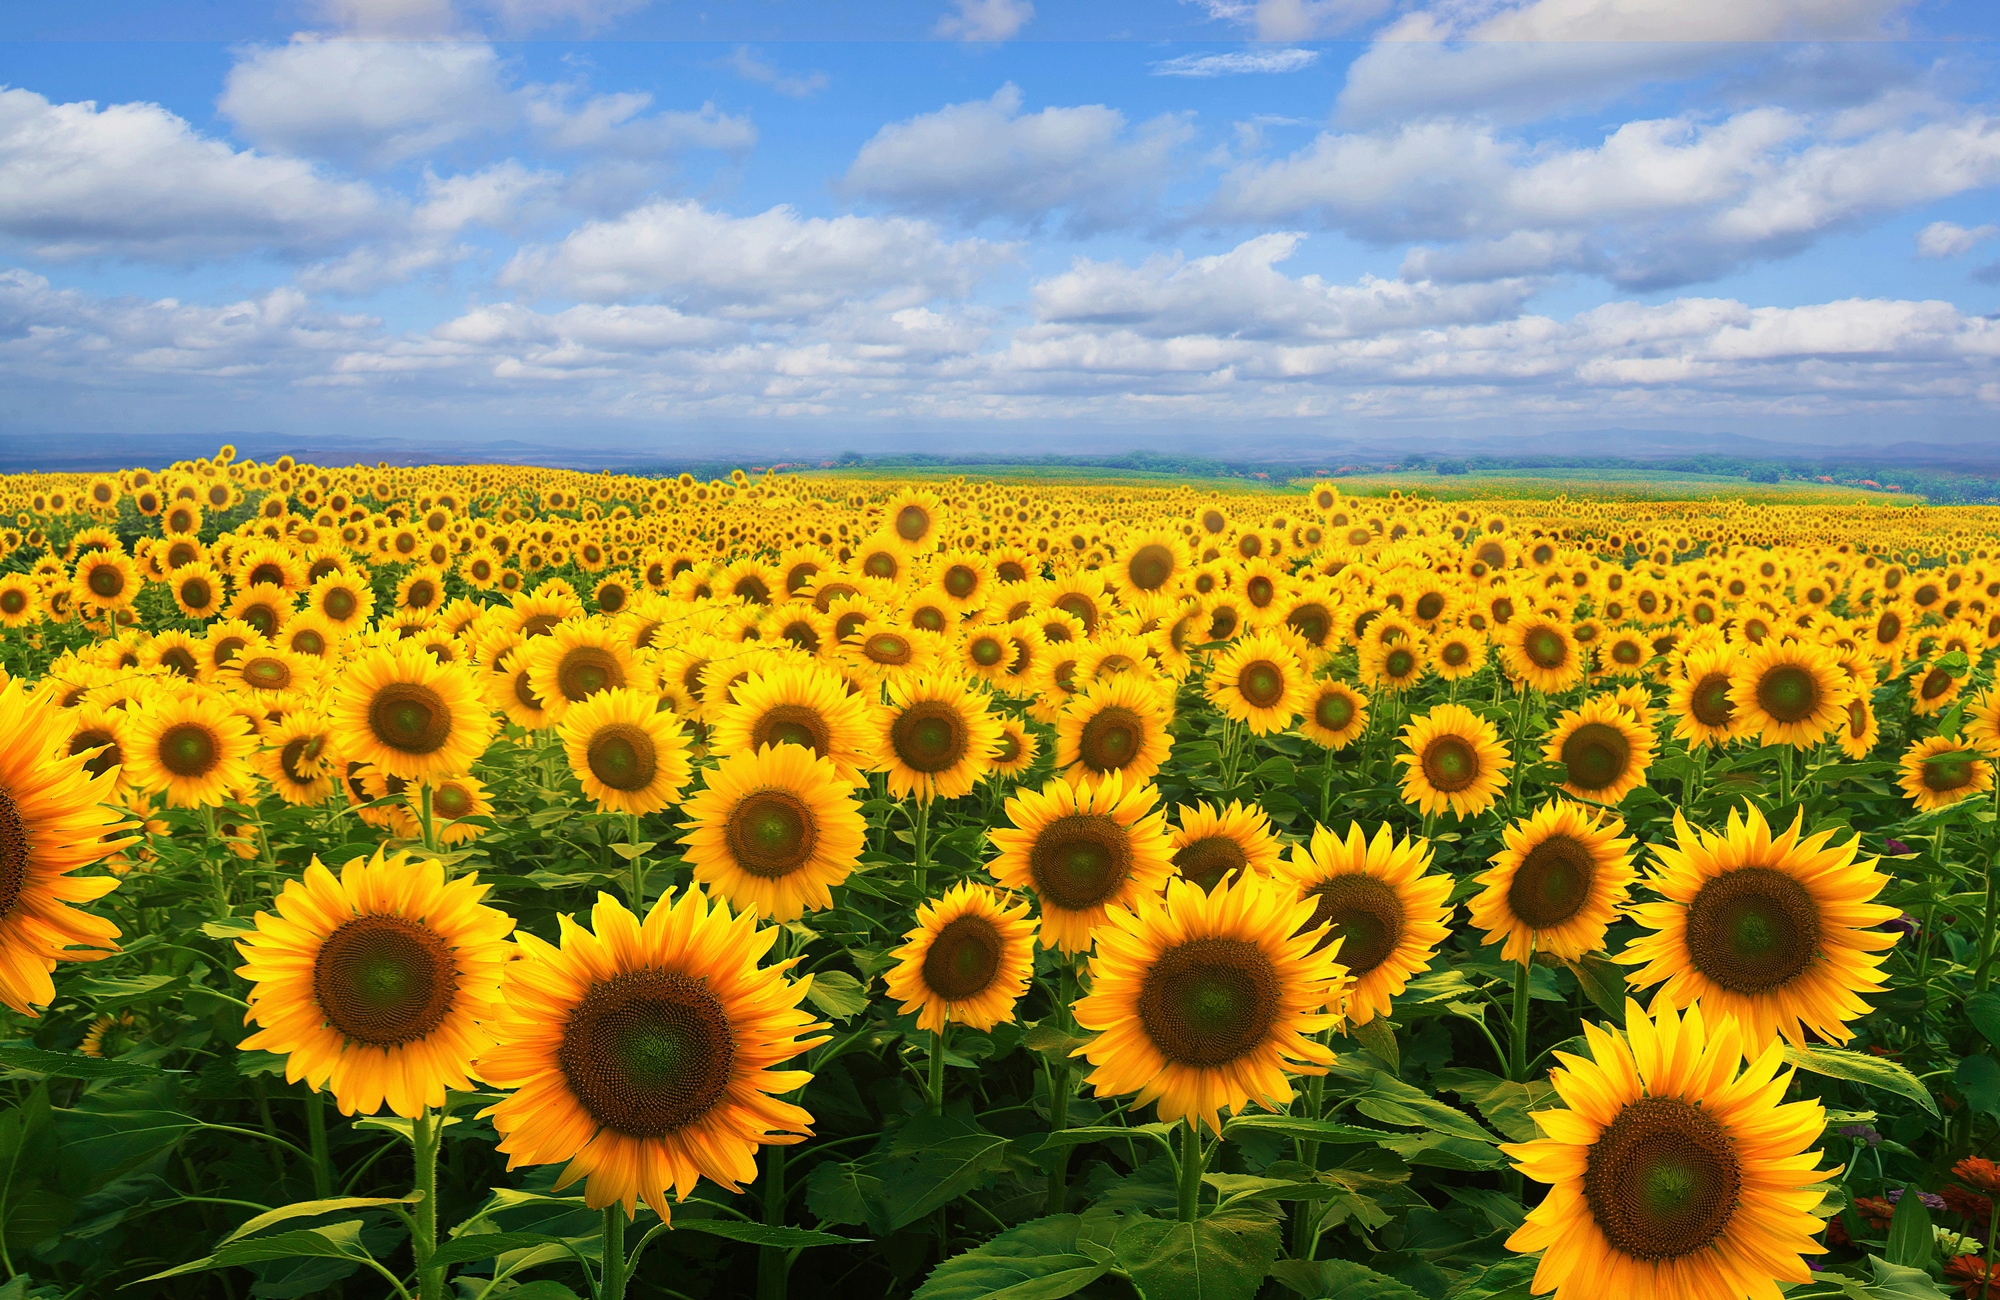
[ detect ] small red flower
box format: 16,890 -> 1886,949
1943,1184 -> 1996,1225
1957,1158 -> 2000,1196
1852,1196 -> 1895,1230
1946,1255 -> 2000,1300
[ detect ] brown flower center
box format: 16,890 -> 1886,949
1420,735 -> 1480,793
368,682 -> 452,755
1560,722 -> 1632,792
921,914 -> 1003,1001
1508,833 -> 1598,929
559,969 -> 734,1138
890,700 -> 969,774
752,703 -> 832,757
1172,834 -> 1248,892
1689,673 -> 1734,728
557,646 -> 624,702
1028,813 -> 1132,911
312,914 -> 458,1047
725,790 -> 818,877
1137,938 -> 1280,1067
0,790 -> 27,920
1754,664 -> 1818,724
587,723 -> 659,792
1078,705 -> 1143,774
1301,873 -> 1404,971
1313,689 -> 1355,733
1126,544 -> 1175,592
1583,1096 -> 1742,1262
1237,660 -> 1286,709
1684,866 -> 1820,993
158,722 -> 220,777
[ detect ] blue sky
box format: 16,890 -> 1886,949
3,0 -> 1999,457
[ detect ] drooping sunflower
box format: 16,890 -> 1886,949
1498,615 -> 1585,693
1056,673 -> 1173,788
524,620 -> 642,724
872,674 -> 1001,804
1728,639 -> 1852,750
329,642 -> 494,783
710,662 -> 877,787
1168,799 -> 1281,891
681,744 -> 867,922
1543,695 -> 1656,805
990,716 -> 1039,779
1071,872 -> 1346,1135
477,890 -> 827,1222
124,691 -> 258,808
885,882 -> 1036,1033
1299,680 -> 1369,750
1471,801 -> 1637,964
1395,702 -> 1511,820
1619,804 -> 1899,1054
236,848 -> 513,1116
987,771 -> 1176,953
1669,645 -> 1742,749
1897,735 -> 1993,812
1503,998 -> 1830,1300
1277,821 -> 1451,1026
1203,630 -> 1306,734
0,678 -> 131,1016
559,687 -> 694,816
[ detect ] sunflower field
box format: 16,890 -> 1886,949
0,449 -> 1996,1300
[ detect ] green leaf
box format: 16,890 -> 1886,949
1968,993 -> 2000,1051
51,1109 -> 203,1192
1348,1018 -> 1399,1073
802,969 -> 870,1022
804,1160 -> 886,1231
1379,1132 -> 1508,1171
1561,954 -> 1630,1021
1113,1206 -> 1281,1300
913,1211 -> 1122,1300
667,1219 -> 862,1247
0,1043 -> 173,1080
222,1196 -> 421,1245
0,1087 -> 76,1255
1354,1071 -> 1498,1142
1270,1258 -> 1427,1299
1220,1114 -> 1398,1146
66,973 -> 178,1007
1429,1069 -> 1560,1144
1784,1046 -> 1939,1117
876,1115 -> 1012,1230
1032,1123 -> 1177,1154
1833,1255 -> 1957,1299
607,841 -> 656,861
427,1231 -> 577,1268
1885,1187 -> 1934,1269
1956,1054 -> 2000,1118
138,1221 -> 376,1283
1443,1255 -> 1540,1300
198,918 -> 256,940
1021,1022 -> 1092,1059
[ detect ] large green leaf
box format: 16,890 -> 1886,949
804,1160 -> 887,1231
1785,1046 -> 1939,1116
1380,1132 -> 1509,1171
912,1212 -> 1122,1300
802,969 -> 870,1021
222,1195 -> 421,1244
51,1109 -> 202,1191
873,1114 -> 1013,1231
668,1219 -> 861,1247
1956,1055 -> 2000,1118
1113,1207 -> 1281,1300
427,1231 -> 580,1268
1885,1186 -> 1934,1269
1353,1071 -> 1499,1143
1033,1122 -> 1177,1153
0,1044 -> 173,1080
138,1221 -> 377,1283
0,1088 -> 76,1255
1270,1258 -> 1428,1299
1429,1069 -> 1559,1144
1443,1255 -> 1540,1300
1966,992 -> 2000,1050
1221,1114 -> 1398,1145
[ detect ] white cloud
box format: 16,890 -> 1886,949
499,200 -> 1013,316
219,38 -> 513,166
522,86 -> 756,156
1338,0 -> 1909,123
935,0 -> 1034,42
1249,0 -> 1389,39
0,87 -> 388,262
1151,49 -> 1319,78
1211,107 -> 2000,288
477,0 -> 650,32
1916,220 -> 1998,259
313,0 -> 457,36
722,48 -> 830,99
843,84 -> 1190,235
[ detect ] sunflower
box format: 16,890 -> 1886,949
884,487 -> 944,553
1967,688 -> 2000,756
1669,646 -> 1742,749
308,570 -> 376,634
1728,639 -> 1852,750
0,679 -> 131,1016
990,716 -> 1039,779
1897,735 -> 1993,812
681,744 -> 867,922
1056,674 -> 1173,788
236,848 -> 512,1116
63,701 -> 130,790
1071,872 -> 1345,1135
1619,805 -> 1899,1055
0,574 -> 40,628
1544,696 -> 1655,806
1503,998 -> 1830,1300
330,642 -> 494,783
256,710 -> 340,806
1299,680 -> 1369,750
710,663 -> 876,787
1498,615 -> 1585,693
1359,635 -> 1429,692
1836,683 -> 1880,760
1432,628 -> 1487,681
873,674 -> 1001,804
224,645 -> 320,704
1168,799 -> 1281,892
1112,531 -> 1190,602
477,890 -> 827,1221
987,771 -> 1176,954
840,620 -> 946,690
424,774 -> 494,846
1277,822 -> 1449,1027
489,646 -> 555,731
560,687 -> 694,816
885,882 -> 1036,1033
71,551 -> 139,615
124,691 -> 258,808
1597,629 -> 1651,680
1395,703 -> 1511,820
1471,802 -> 1636,965
1909,657 -> 1966,718
523,621 -> 642,724
1204,631 -> 1306,734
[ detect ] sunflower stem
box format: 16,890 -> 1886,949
1290,1072 -> 1326,1260
929,1025 -> 948,1116
418,783 -> 438,855
1043,966 -> 1075,1216
626,811 -> 647,911
757,1143 -> 788,1300
305,1089 -> 332,1200
411,1108 -> 442,1300
1175,1120 -> 1206,1224
913,799 -> 931,899
599,1207 -> 628,1300
1979,788 -> 1999,995
1777,745 -> 1794,810
1509,956 -> 1533,1081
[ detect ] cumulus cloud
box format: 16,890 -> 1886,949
499,199 -> 1013,316
1337,0 -> 1910,123
522,86 -> 755,156
936,0 -> 1034,42
843,84 -> 1191,235
0,87 -> 389,262
1916,220 -> 1998,259
1150,49 -> 1319,78
722,48 -> 829,99
1210,107 -> 2000,289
